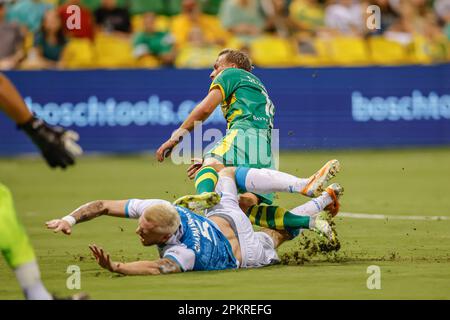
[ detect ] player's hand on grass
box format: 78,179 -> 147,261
89,245 -> 118,272
45,219 -> 72,235
187,158 -> 203,179
18,116 -> 83,169
156,139 -> 178,162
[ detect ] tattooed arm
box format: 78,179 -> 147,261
45,200 -> 128,235
89,244 -> 182,275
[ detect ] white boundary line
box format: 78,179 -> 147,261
339,212 -> 450,221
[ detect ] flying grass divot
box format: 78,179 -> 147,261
281,214 -> 341,265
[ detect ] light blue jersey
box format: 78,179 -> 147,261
125,199 -> 238,272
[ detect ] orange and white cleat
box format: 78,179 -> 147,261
324,183 -> 344,217
301,159 -> 341,198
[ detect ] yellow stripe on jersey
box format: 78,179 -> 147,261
210,129 -> 238,157
209,83 -> 226,102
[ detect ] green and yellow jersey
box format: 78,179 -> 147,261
209,68 -> 275,130
205,68 -> 276,204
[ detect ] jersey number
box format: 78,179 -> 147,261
194,220 -> 217,245
262,90 -> 275,128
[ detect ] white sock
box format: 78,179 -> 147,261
242,168 -> 309,194
290,191 -> 333,217
14,261 -> 52,300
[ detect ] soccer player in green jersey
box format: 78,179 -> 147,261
0,73 -> 83,299
156,49 -> 276,210
156,50 -> 342,236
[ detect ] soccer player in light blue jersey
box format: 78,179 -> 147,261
46,166 -> 343,274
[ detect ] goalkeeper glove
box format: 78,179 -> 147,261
18,116 -> 83,169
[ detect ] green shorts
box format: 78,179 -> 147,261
204,128 -> 275,204
0,183 -> 36,269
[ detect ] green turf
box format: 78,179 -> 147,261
1,148 -> 450,299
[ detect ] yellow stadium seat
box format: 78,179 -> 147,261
447,42 -> 450,62
407,34 -> 449,64
225,36 -> 246,51
131,15 -> 144,33
175,45 -> 222,69
328,37 -> 371,66
409,35 -> 432,64
136,55 -> 161,68
132,15 -> 171,33
93,33 -> 136,68
368,36 -> 408,65
250,35 -> 295,67
292,38 -> 334,66
61,38 -> 96,69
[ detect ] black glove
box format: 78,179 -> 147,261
18,116 -> 83,169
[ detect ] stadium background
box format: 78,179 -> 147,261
0,0 -> 450,300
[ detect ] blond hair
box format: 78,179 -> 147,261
143,202 -> 180,235
219,49 -> 253,72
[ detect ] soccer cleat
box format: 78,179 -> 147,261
312,217 -> 335,242
301,159 -> 340,198
173,192 -> 221,212
324,183 -> 344,217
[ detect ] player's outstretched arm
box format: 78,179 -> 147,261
45,200 -> 129,235
0,73 -> 34,124
156,89 -> 222,162
0,73 -> 83,169
89,244 -> 181,275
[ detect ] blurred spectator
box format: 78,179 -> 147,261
261,0 -> 293,37
94,0 -> 131,34
0,1 -> 25,70
382,0 -> 447,63
324,0 -> 365,36
171,0 -> 228,47
385,0 -> 427,44
434,0 -> 450,40
25,9 -> 67,69
289,0 -> 326,33
175,24 -> 222,68
6,0 -> 52,33
366,0 -> 399,35
58,0 -> 95,40
133,12 -> 176,66
219,0 -> 265,42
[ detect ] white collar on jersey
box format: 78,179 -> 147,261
164,223 -> 183,245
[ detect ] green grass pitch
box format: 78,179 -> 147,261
1,148 -> 449,299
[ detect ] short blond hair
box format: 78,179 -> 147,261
219,49 -> 253,72
143,203 -> 180,235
